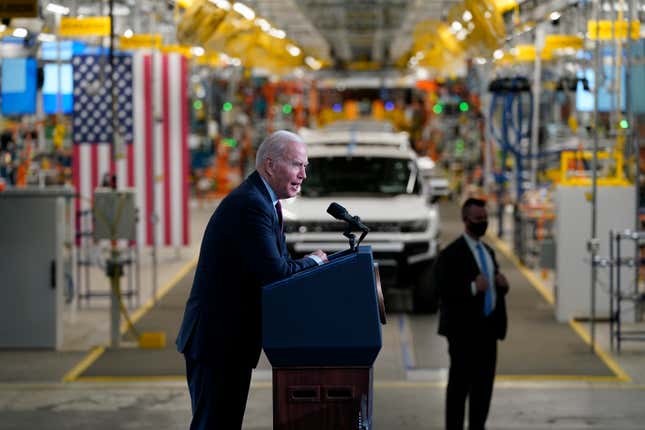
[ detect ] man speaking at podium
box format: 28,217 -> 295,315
176,130 -> 328,429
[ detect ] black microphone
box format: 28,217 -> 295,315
326,202 -> 370,232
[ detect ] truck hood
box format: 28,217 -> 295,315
282,195 -> 433,222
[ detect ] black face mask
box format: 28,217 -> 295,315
468,220 -> 488,238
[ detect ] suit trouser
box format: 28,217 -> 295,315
184,354 -> 253,430
445,334 -> 497,430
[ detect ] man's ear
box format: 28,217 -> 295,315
264,157 -> 274,176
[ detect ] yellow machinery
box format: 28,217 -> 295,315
559,150 -> 631,187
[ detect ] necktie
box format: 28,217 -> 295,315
275,201 -> 283,232
476,242 -> 493,316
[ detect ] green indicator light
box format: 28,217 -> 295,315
459,101 -> 469,112
433,104 -> 443,114
223,138 -> 237,147
455,139 -> 465,154
282,104 -> 293,114
619,119 -> 629,129
223,102 -> 233,112
193,100 -> 203,110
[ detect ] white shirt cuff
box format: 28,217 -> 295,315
308,255 -> 323,265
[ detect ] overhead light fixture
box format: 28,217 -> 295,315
13,28 -> 28,38
493,49 -> 504,60
210,0 -> 231,10
46,3 -> 70,15
269,28 -> 286,39
474,57 -> 487,65
123,29 -> 133,38
305,56 -> 321,70
549,11 -> 561,21
463,10 -> 472,22
113,4 -> 130,16
191,46 -> 205,56
233,2 -> 255,20
451,21 -> 463,33
286,44 -> 301,57
255,18 -> 271,32
38,33 -> 56,42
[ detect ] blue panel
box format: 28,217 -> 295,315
629,64 -> 645,114
576,66 -> 626,113
1,58 -> 37,115
262,246 -> 383,367
43,64 -> 74,114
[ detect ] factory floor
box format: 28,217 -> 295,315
1,200 -> 645,429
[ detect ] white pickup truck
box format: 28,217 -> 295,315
282,127 -> 441,312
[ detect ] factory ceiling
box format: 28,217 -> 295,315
30,0 -> 462,69
244,0 -> 462,68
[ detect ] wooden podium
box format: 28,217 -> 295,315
263,247 -> 386,430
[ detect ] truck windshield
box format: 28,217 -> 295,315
302,156 -> 419,197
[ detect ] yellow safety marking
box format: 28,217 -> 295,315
486,234 -> 554,304
59,16 -> 111,37
487,234 -> 631,383
61,346 -> 105,382
569,319 -> 632,382
75,375 -> 186,383
63,258 -> 197,383
123,257 -> 198,333
497,374 -> 622,383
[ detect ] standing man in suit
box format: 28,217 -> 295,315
433,198 -> 510,430
176,130 -> 328,429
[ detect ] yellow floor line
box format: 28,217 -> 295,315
486,233 -> 632,383
61,346 -> 105,382
62,258 -> 197,383
486,234 -> 554,305
123,257 -> 198,333
569,319 -> 632,382
75,375 -> 187,383
496,374 -> 622,382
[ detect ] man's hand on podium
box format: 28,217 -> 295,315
307,249 -> 328,263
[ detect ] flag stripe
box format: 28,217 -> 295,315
72,144 -> 81,244
153,53 -> 164,246
144,54 -> 155,245
169,54 -> 181,246
181,56 -> 190,245
133,53 -> 146,246
162,54 -> 172,245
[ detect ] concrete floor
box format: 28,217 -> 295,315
2,199 -> 645,429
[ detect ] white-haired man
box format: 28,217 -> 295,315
176,130 -> 328,429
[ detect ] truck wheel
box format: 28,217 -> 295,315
412,263 -> 438,314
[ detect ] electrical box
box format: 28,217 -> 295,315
0,188 -> 74,349
93,188 -> 137,241
555,185 -> 636,322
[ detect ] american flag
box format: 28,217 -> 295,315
72,52 -> 190,247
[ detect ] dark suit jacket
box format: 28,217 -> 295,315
176,171 -> 317,368
434,235 -> 508,341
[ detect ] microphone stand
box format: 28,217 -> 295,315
343,216 -> 369,251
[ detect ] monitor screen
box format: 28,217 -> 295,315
1,58 -> 37,115
576,65 -> 626,112
43,63 -> 73,114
